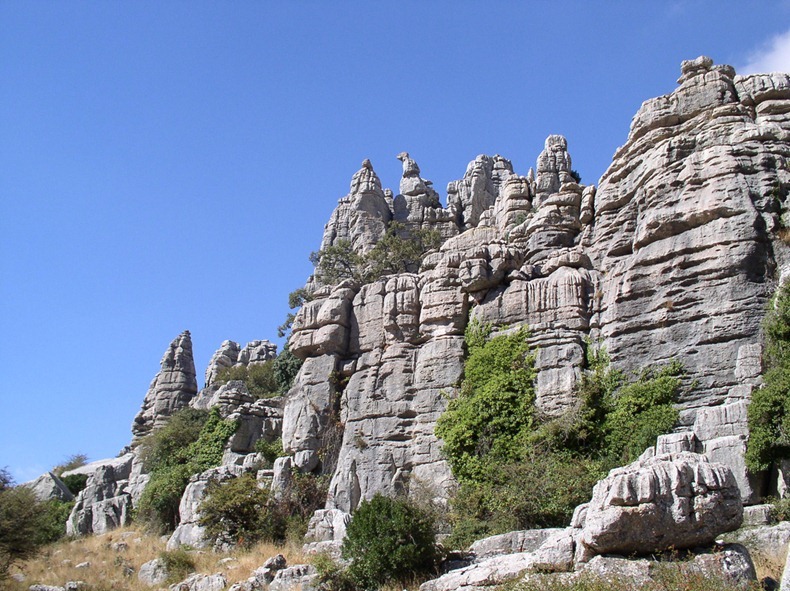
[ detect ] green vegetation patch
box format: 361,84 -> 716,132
136,407 -> 238,532
310,222 -> 441,286
438,320 -> 684,548
747,281 -> 790,471
313,494 -> 440,591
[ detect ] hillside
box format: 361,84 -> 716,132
7,56 -> 790,591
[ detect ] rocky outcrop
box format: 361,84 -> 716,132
394,152 -> 460,241
203,340 -> 241,388
167,465 -> 244,550
580,452 -> 743,555
590,57 -> 790,421
319,159 -> 392,256
66,454 -> 138,536
132,331 -> 198,441
23,472 -> 74,502
279,57 -> 790,523
59,58 -> 790,560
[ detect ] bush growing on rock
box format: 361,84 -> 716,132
310,222 -> 441,286
436,321 -> 535,482
136,408 -> 237,532
52,453 -> 88,476
60,473 -> 88,496
438,322 -> 684,548
747,281 -> 790,471
341,494 -> 439,589
273,345 -> 302,394
214,361 -> 279,399
198,474 -> 285,548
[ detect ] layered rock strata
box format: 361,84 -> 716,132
280,57 -> 790,515
132,331 -> 198,441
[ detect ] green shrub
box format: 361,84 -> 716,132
341,494 -> 439,589
35,499 -> 74,545
0,486 -> 50,579
136,407 -> 238,532
0,468 -> 12,493
274,346 -> 302,394
136,464 -> 193,532
436,323 -> 535,482
603,361 -> 682,463
446,452 -> 606,549
198,474 -> 285,548
312,552 -> 358,591
310,222 -> 441,286
159,548 -> 196,582
61,473 -> 88,497
769,496 -> 790,522
138,408 -> 209,472
214,362 -> 279,399
438,325 -> 684,548
255,438 -> 284,467
748,281 -> 790,471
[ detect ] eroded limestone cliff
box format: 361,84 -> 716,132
65,57 -> 790,543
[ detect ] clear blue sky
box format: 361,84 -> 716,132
3,2 -> 790,482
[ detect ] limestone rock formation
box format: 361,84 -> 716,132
394,152 -> 460,241
58,59 -> 790,575
132,331 -> 198,441
319,159 -> 392,256
580,452 -> 743,555
167,465 -> 244,550
203,340 -> 241,388
66,454 -> 137,536
23,472 -> 74,502
590,57 -> 790,421
276,57 -> 790,521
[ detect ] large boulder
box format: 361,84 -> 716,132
167,465 -> 244,550
23,472 -> 74,502
581,452 -> 743,555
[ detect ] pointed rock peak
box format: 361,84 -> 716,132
132,331 -> 199,441
536,135 -> 573,201
349,158 -> 382,195
161,330 -> 195,371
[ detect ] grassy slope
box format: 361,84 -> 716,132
6,527 -> 305,591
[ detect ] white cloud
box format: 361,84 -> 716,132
740,29 -> 790,75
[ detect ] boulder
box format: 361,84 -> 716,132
169,573 -> 227,591
138,558 -> 169,586
23,472 -> 74,502
268,565 -> 317,591
581,452 -> 743,555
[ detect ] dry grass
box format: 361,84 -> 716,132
5,528 -> 306,591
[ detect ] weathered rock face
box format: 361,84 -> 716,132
132,331 -> 198,441
203,340 -> 241,388
70,58 -> 790,551
167,465 -> 244,550
66,454 -> 137,536
580,452 -> 743,555
590,57 -> 790,421
319,159 -> 392,256
23,472 -> 74,502
280,57 -> 790,520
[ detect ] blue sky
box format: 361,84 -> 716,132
2,2 -> 790,482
